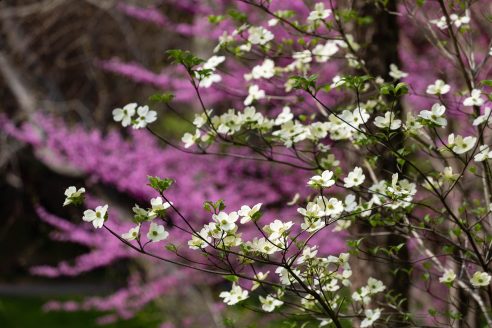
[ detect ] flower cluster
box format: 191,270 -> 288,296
112,103 -> 157,129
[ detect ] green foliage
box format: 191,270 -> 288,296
289,75 -> 318,93
166,49 -> 204,71
203,199 -> 226,213
147,176 -> 175,193
227,9 -> 247,24
148,92 -> 175,104
379,82 -> 409,97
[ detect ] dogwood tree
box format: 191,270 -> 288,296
60,0 -> 492,327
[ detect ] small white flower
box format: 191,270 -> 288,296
473,107 -> 491,126
151,197 -> 172,211
312,42 -> 339,62
248,26 -> 274,45
251,271 -> 269,290
366,277 -> 386,294
219,284 -> 249,305
181,129 -> 201,148
122,225 -> 140,241
448,133 -> 476,154
63,186 -> 85,206
463,89 -> 485,107
322,197 -> 344,217
442,167 -> 459,181
298,202 -> 325,219
238,203 -> 262,224
343,167 -> 365,188
308,170 -> 335,189
474,145 -> 492,162
199,73 -> 222,88
451,14 -> 470,28
426,79 -> 450,95
244,84 -> 265,105
297,246 -> 318,264
188,226 -> 212,250
133,105 -> 157,129
148,197 -> 172,217
259,295 -> 283,312
307,3 -> 332,21
439,269 -> 456,284
374,112 -> 402,130
419,103 -> 447,127
431,16 -> 448,30
361,309 -> 382,328
203,56 -> 225,70
113,103 -> 137,127
147,222 -> 169,242
292,50 -> 312,64
82,204 -> 108,229
330,75 -> 345,88
470,271 -> 491,287
264,219 -> 294,241
213,211 -> 239,231
389,64 -> 408,79
196,56 -> 225,88
251,59 -> 275,80
352,287 -> 371,304
274,106 -> 294,125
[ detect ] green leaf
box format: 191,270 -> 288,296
223,275 -> 239,283
147,176 -> 175,193
480,80 -> 492,87
149,92 -> 175,104
166,49 -> 204,70
166,244 -> 177,252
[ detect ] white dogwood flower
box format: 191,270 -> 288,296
122,225 -> 140,241
426,79 -> 450,95
219,284 -> 249,305
238,203 -> 262,224
389,64 -> 408,79
307,3 -> 332,21
419,103 -> 447,127
133,105 -> 157,129
251,59 -> 275,79
147,222 -> 169,242
474,145 -> 492,162
264,219 -> 294,241
213,211 -> 239,231
63,186 -> 85,206
82,204 -> 108,229
312,42 -> 339,62
463,89 -> 485,107
439,269 -> 456,284
343,167 -> 365,188
113,103 -> 137,127
308,170 -> 335,188
148,197 -> 172,218
361,309 -> 382,328
248,26 -> 274,45
244,84 -> 265,105
470,271 -> 491,287
366,277 -> 386,294
274,106 -> 294,125
259,295 -> 284,312
448,133 -> 476,154
473,107 -> 491,126
374,112 -> 401,130
181,129 -> 201,148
